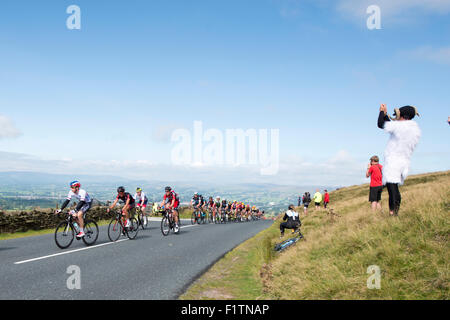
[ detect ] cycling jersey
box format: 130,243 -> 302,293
117,192 -> 135,206
67,189 -> 92,203
164,190 -> 179,208
134,192 -> 148,204
61,189 -> 92,212
214,201 -> 221,208
192,196 -> 201,206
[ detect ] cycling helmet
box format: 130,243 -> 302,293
70,181 -> 81,188
117,186 -> 125,193
165,186 -> 172,192
136,187 -> 142,192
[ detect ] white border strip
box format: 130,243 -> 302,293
14,239 -> 129,265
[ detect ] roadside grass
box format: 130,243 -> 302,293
180,170 -> 449,300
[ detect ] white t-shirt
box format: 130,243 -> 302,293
134,192 -> 148,203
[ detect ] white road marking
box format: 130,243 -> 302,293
14,239 -> 129,265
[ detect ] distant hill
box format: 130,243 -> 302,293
0,171 -> 334,212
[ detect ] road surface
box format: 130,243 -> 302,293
0,218 -> 272,299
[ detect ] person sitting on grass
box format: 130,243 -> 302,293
280,205 -> 301,239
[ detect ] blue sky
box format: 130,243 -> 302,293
0,0 -> 449,186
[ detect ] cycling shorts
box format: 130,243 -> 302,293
136,199 -> 148,208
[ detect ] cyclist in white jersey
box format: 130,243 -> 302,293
134,187 -> 149,226
56,180 -> 92,239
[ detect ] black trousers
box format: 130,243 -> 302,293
280,222 -> 299,234
386,183 -> 401,214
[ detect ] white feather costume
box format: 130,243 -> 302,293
382,120 -> 421,185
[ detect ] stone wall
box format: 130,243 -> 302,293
0,206 -> 111,233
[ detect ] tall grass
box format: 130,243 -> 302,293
181,171 -> 449,300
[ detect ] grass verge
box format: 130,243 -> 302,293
180,170 -> 450,300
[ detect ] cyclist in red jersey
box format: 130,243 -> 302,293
160,186 -> 180,232
107,186 -> 135,229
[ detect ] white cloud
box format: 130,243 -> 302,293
404,46 -> 450,65
0,150 -> 367,187
0,115 -> 21,139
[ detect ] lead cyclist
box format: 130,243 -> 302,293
55,180 -> 92,239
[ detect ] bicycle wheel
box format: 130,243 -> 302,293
191,212 -> 196,225
161,216 -> 170,236
208,211 -> 213,224
108,218 -> 122,242
82,220 -> 99,246
55,221 -> 74,249
126,218 -> 139,240
139,211 -> 147,230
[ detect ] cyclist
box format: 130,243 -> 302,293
221,199 -> 228,221
135,187 -> 149,226
214,196 -> 222,221
206,196 -> 215,221
231,200 -> 238,220
251,206 -> 258,220
245,204 -> 251,221
160,186 -> 180,232
56,180 -> 92,239
200,194 -> 207,217
191,192 -> 203,222
226,200 -> 232,218
107,186 -> 135,229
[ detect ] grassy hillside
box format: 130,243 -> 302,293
180,171 -> 449,300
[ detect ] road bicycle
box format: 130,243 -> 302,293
54,210 -> 99,249
161,208 -> 180,236
207,207 -> 214,224
233,210 -> 242,223
219,207 -> 228,224
191,207 -> 205,225
274,229 -> 305,252
107,208 -> 139,241
136,206 -> 148,230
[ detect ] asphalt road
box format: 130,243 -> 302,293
0,218 -> 272,300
